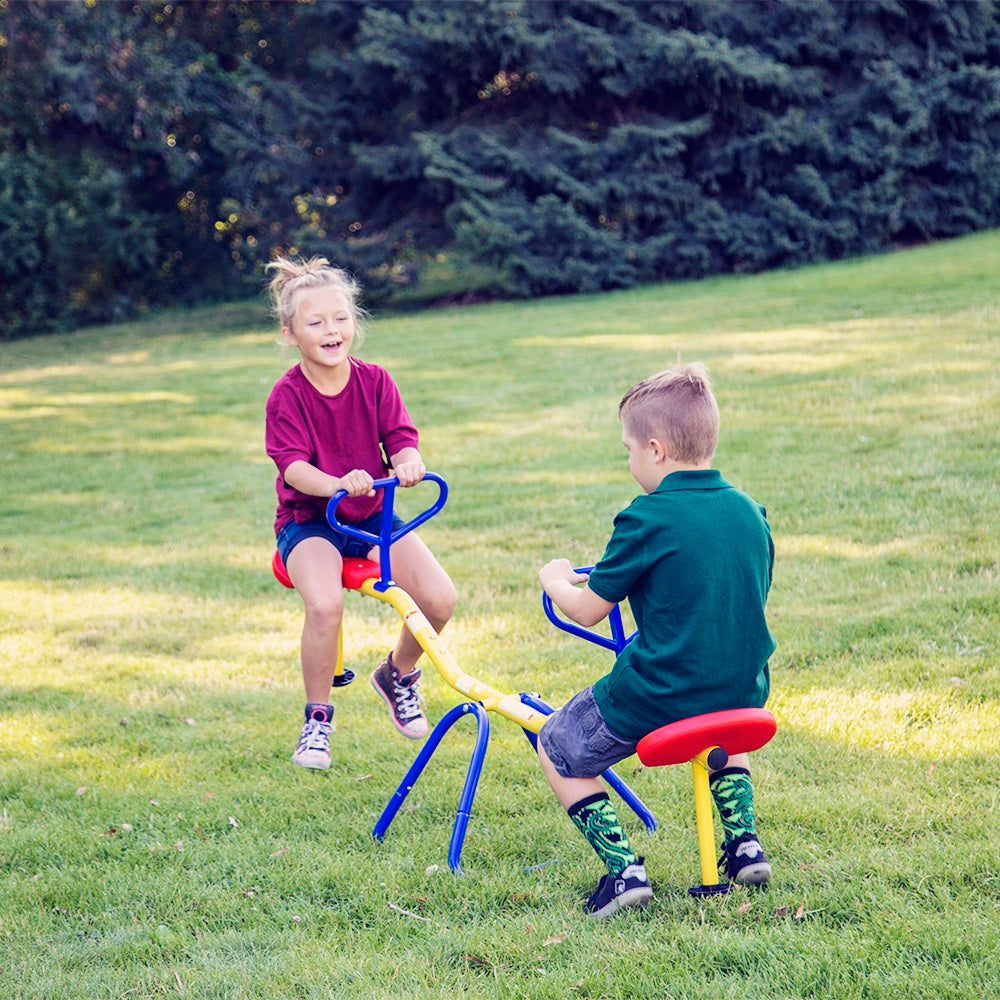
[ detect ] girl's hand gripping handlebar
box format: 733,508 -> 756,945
326,473 -> 448,588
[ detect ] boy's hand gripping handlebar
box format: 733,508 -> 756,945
326,472 -> 448,589
541,566 -> 638,655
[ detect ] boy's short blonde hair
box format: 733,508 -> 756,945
265,255 -> 367,344
619,362 -> 719,463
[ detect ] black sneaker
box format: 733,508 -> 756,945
583,858 -> 653,919
720,833 -> 772,885
370,658 -> 428,739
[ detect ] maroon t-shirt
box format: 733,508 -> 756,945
265,359 -> 419,534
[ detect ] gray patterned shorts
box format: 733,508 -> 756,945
537,685 -> 638,779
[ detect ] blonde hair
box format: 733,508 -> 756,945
265,255 -> 367,344
619,362 -> 719,463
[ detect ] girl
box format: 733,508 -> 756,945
265,256 -> 457,770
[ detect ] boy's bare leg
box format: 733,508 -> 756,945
537,739 -> 605,809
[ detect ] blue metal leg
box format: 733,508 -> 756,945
518,692 -> 658,832
446,704 -> 490,875
372,702 -> 490,875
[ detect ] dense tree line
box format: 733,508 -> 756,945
2,0 -> 999,339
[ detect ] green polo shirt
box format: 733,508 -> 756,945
588,469 -> 775,742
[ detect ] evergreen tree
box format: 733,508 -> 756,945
2,0 -> 998,337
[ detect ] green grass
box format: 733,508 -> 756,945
1,231 -> 999,998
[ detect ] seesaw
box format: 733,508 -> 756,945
275,474 -> 776,893
273,474 -> 655,874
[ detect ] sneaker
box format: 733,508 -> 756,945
370,658 -> 428,739
583,858 -> 653,919
292,714 -> 332,770
720,833 -> 772,885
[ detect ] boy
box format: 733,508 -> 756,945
537,363 -> 775,918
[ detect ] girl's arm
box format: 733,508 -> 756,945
388,446 -> 426,487
282,459 -> 375,498
539,558 -> 616,628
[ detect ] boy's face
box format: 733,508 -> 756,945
622,426 -> 663,494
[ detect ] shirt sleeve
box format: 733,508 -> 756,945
265,380 -> 312,477
586,505 -> 651,604
374,368 -> 419,459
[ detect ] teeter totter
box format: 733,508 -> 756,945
274,474 -> 776,893
272,475 -> 654,874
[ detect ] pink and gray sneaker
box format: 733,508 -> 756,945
292,704 -> 333,770
370,657 -> 428,739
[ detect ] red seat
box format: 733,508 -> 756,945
342,557 -> 382,590
271,549 -> 294,589
635,707 -> 776,897
637,708 -> 776,768
271,551 -> 380,591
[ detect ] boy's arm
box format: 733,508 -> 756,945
539,558 -> 616,628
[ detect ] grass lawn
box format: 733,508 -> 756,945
1,230 -> 998,998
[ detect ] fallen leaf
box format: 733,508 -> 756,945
542,935 -> 565,946
76,787 -> 88,797
270,848 -> 290,858
737,901 -> 753,916
795,903 -> 806,920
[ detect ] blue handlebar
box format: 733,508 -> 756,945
541,566 -> 637,654
326,472 -> 448,588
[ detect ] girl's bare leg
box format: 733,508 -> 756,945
285,536 -> 345,702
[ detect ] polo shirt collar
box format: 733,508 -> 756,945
652,469 -> 728,493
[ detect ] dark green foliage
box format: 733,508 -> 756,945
2,0 -> 999,337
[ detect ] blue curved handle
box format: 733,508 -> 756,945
542,566 -> 637,654
326,472 -> 448,587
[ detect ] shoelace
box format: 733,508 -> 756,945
299,718 -> 330,752
392,679 -> 423,723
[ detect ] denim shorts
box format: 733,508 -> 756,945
277,512 -> 404,564
537,685 -> 638,779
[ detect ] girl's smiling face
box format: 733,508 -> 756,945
282,285 -> 356,385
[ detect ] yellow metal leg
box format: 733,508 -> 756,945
360,580 -> 548,733
331,622 -> 355,687
692,753 -> 719,888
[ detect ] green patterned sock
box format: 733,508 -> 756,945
710,767 -> 757,843
567,792 -> 638,876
